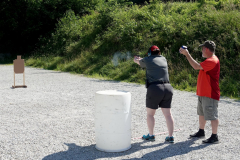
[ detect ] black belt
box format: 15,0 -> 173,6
149,81 -> 169,85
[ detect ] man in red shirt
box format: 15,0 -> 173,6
179,40 -> 220,144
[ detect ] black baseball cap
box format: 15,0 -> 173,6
199,40 -> 216,52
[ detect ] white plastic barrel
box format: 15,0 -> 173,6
95,90 -> 131,152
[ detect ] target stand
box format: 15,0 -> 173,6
12,55 -> 27,88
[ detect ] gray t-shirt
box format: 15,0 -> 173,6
139,55 -> 169,83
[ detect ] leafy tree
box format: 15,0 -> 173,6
0,0 -> 104,56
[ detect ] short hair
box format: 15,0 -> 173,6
206,46 -> 215,53
151,50 -> 160,55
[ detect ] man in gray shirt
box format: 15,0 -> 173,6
134,45 -> 175,143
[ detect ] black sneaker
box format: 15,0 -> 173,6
190,131 -> 205,138
202,136 -> 219,144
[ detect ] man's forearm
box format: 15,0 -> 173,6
134,57 -> 142,66
185,53 -> 202,70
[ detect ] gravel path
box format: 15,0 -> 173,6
0,65 -> 240,160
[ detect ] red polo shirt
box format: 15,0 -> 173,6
197,55 -> 220,100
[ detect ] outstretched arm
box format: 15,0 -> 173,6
179,48 -> 203,70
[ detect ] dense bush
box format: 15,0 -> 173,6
11,0 -> 240,98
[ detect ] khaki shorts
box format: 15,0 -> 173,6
197,96 -> 218,120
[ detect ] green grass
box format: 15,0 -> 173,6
25,0 -> 240,99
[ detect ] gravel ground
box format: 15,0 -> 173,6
0,65 -> 240,160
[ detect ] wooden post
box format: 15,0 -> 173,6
14,72 -> 15,87
23,71 -> 25,85
12,55 -> 27,88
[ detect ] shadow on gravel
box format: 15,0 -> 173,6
126,138 -> 209,159
42,139 -> 209,160
42,142 -> 149,160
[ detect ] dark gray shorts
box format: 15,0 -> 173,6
197,96 -> 219,120
146,83 -> 173,109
